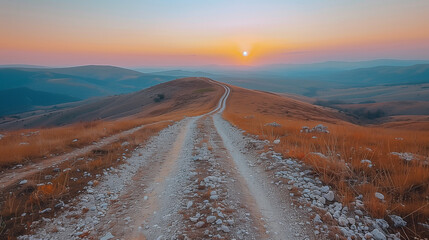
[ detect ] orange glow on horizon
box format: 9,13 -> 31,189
1,1 -> 428,66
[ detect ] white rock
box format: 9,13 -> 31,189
19,180 -> 28,185
273,139 -> 280,144
317,196 -> 326,205
186,201 -> 193,209
355,209 -> 363,216
301,126 -> 310,133
206,216 -> 216,223
340,227 -> 355,238
364,233 -> 373,239
390,152 -> 414,161
265,122 -> 281,127
312,124 -> 329,133
338,216 -> 348,226
360,159 -> 373,168
100,232 -> 114,240
347,217 -> 356,225
39,208 -> 51,214
220,225 -> 230,232
313,214 -> 323,224
210,195 -> 219,200
311,152 -> 327,158
389,215 -> 406,227
376,219 -> 389,230
321,186 -> 330,193
216,219 -> 222,225
196,221 -> 205,228
375,192 -> 384,200
371,229 -> 386,240
324,191 -> 335,201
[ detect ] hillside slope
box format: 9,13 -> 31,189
224,85 -> 351,124
324,64 -> 429,87
0,77 -> 224,130
0,66 -> 178,99
0,88 -> 79,116
223,83 -> 429,239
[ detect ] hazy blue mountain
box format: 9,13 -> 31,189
254,59 -> 429,76
146,70 -> 222,78
208,63 -> 429,100
0,68 -> 112,98
0,87 -> 79,116
318,64 -> 429,87
44,65 -> 145,81
0,64 -> 47,68
0,65 -> 178,99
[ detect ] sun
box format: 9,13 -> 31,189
242,51 -> 248,57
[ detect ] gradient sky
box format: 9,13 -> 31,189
1,0 -> 429,66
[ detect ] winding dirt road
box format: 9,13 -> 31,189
28,80 -> 314,240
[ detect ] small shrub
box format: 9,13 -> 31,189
153,94 -> 165,102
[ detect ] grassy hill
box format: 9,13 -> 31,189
0,88 -> 79,116
0,65 -> 178,99
0,77 -> 224,130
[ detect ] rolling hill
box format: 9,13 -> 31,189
0,88 -> 79,116
213,63 -> 429,101
319,64 -> 429,87
0,65 -> 178,99
0,77 -> 224,130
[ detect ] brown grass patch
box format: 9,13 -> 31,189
0,120 -> 170,238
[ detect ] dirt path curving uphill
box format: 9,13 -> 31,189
25,80 -> 315,240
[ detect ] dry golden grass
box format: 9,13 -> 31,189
0,118 -> 153,168
223,85 -> 429,238
0,120 -> 171,238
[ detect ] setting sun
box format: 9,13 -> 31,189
242,51 -> 248,57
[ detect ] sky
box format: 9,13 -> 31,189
1,0 -> 429,67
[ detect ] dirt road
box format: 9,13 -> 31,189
26,81 -> 314,240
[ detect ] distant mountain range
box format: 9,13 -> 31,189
1,60 -> 428,117
212,63 -> 429,100
256,59 -> 429,75
145,70 -> 222,78
317,64 -> 429,87
0,64 -> 48,69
